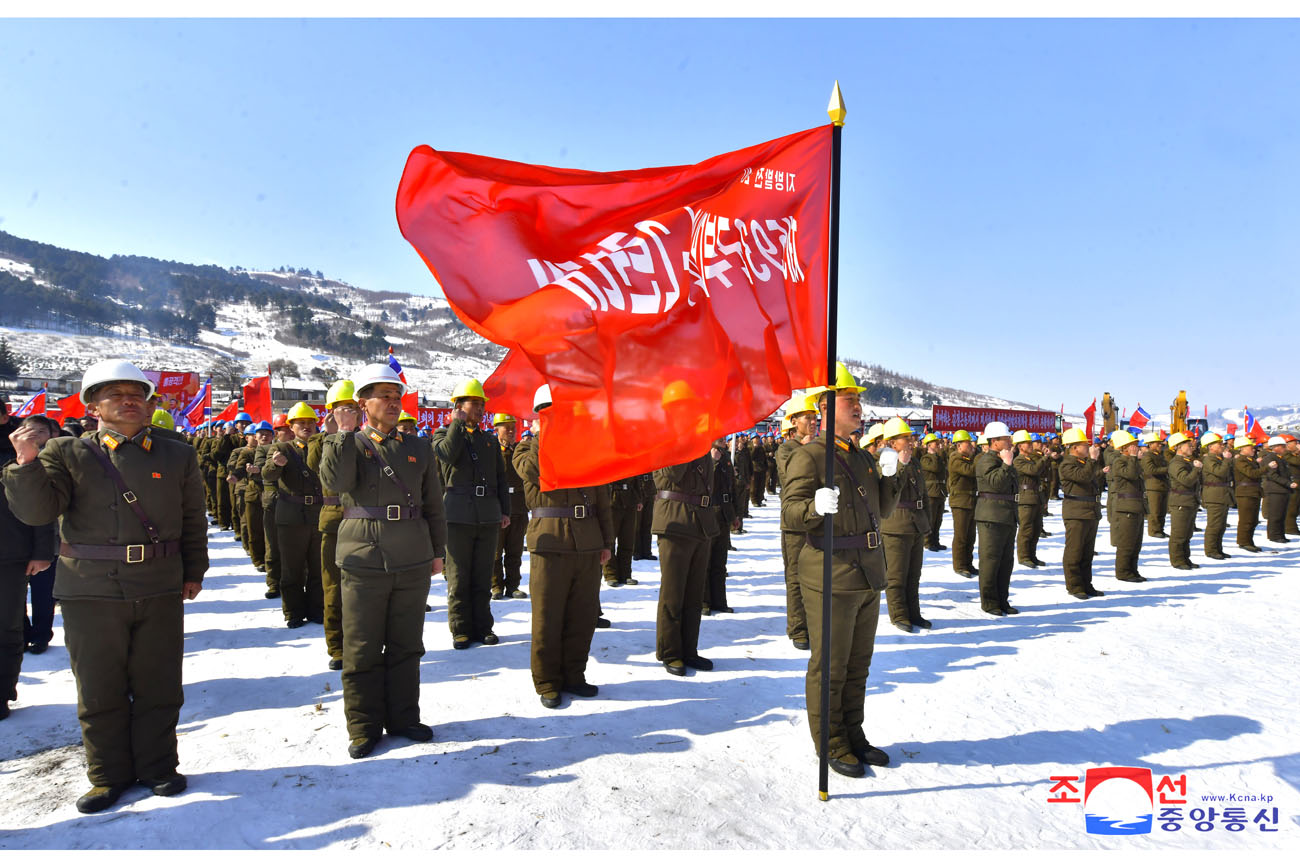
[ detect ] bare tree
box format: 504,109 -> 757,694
267,358 -> 300,394
208,355 -> 246,400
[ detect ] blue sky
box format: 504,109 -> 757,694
2,17 -> 1297,415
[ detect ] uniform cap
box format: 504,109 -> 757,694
252,421 -> 274,433
353,363 -> 406,398
79,359 -> 154,403
983,421 -> 1012,440
287,402 -> 317,422
325,379 -> 356,409
451,378 -> 486,404
150,408 -> 175,430
1109,430 -> 1137,449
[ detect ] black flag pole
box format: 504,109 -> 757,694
819,80 -> 846,802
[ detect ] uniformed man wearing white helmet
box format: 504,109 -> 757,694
974,421 -> 1020,615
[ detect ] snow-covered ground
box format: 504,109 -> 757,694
1,502 -> 1297,849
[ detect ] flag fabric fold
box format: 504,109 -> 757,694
57,392 -> 84,423
387,349 -> 420,416
185,380 -> 212,430
15,389 -> 46,418
1083,399 -> 1097,440
212,401 -> 239,424
243,375 -> 273,424
1244,406 -> 1267,442
1127,405 -> 1151,435
397,126 -> 832,488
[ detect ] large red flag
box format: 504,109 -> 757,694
212,401 -> 239,424
397,126 -> 832,488
243,375 -> 272,424
57,392 -> 84,422
1083,399 -> 1097,440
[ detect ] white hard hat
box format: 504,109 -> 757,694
982,421 -> 1011,440
533,384 -> 553,411
352,363 -> 406,398
80,359 -> 154,403
1267,435 -> 1286,448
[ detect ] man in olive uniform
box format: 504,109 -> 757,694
1284,436 -> 1300,536
775,394 -> 818,649
263,402 -> 326,627
1166,431 -> 1202,569
234,422 -> 273,572
256,414 -> 292,598
432,379 -> 511,648
1200,432 -> 1234,559
880,418 -> 930,632
604,471 -> 645,589
226,428 -> 253,553
309,381 -> 357,671
1011,430 -> 1046,568
1233,438 -> 1264,551
749,435 -> 769,507
1141,434 -> 1170,538
975,422 -> 1020,616
492,414 -> 530,598
704,438 -> 741,615
920,433 -> 948,552
633,470 -> 657,560
513,384 -> 613,708
4,359 -> 207,813
1058,428 -> 1104,598
782,362 -> 903,778
765,434 -> 780,495
732,434 -> 752,530
652,444 -> 718,674
320,363 -> 446,759
1262,436 -> 1298,542
1106,430 -> 1147,582
197,423 -> 218,519
1047,435 -> 1063,499
947,430 -> 978,578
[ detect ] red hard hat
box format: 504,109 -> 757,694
272,413 -> 289,429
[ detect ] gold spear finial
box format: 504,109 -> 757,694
827,80 -> 846,126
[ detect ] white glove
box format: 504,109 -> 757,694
814,486 -> 840,515
877,447 -> 899,477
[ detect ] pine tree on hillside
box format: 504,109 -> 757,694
0,336 -> 19,377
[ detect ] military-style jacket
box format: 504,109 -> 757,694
263,438 -> 323,526
2,427 -> 208,600
1262,450 -> 1295,496
651,455 -> 719,539
497,438 -> 528,516
306,432 -> 344,533
512,437 -> 613,554
227,443 -> 257,496
1058,454 -> 1103,521
947,450 -> 977,509
920,451 -> 947,499
974,451 -> 1018,524
609,473 -> 646,512
1233,451 -> 1264,498
1106,452 -> 1147,516
709,450 -> 738,528
1200,452 -> 1235,506
1167,455 -> 1201,508
0,456 -> 57,564
211,432 -> 239,481
431,419 -> 509,525
319,425 -> 447,575
880,457 -> 930,536
774,437 -> 803,490
749,441 -> 768,473
733,445 -> 751,486
1012,451 -> 1044,506
1141,448 -> 1169,492
254,442 -> 280,508
781,432 -> 902,592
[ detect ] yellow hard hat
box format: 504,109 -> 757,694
398,411 -> 417,423
150,408 -> 175,430
922,432 -> 938,444
1061,428 -> 1088,446
1110,430 -> 1137,449
1200,431 -> 1222,447
825,361 -> 866,396
1142,431 -> 1163,446
1011,429 -> 1032,445
780,414 -> 795,434
952,430 -> 973,443
1234,437 -> 1256,450
1166,431 -> 1191,449
287,402 -> 317,422
325,379 -> 356,409
881,417 -> 912,440
661,379 -> 697,407
864,422 -> 885,445
492,413 -> 516,426
451,378 -> 486,403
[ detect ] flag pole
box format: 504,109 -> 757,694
819,79 -> 846,802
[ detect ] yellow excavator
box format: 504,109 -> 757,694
1102,392 -> 1117,435
1170,390 -> 1188,434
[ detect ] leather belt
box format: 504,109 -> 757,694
1203,482 -> 1230,488
1170,488 -> 1196,496
1063,494 -> 1100,502
321,496 -> 341,506
61,540 -> 181,564
1236,482 -> 1260,489
896,499 -> 925,510
447,485 -> 497,497
281,493 -> 322,506
978,492 -> 1016,502
656,490 -> 711,508
806,531 -> 880,551
342,505 -> 424,521
1116,493 -> 1144,500
532,505 -> 591,519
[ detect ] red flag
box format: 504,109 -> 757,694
186,381 -> 212,429
397,126 -> 831,488
58,392 -> 84,422
242,375 -> 272,424
1083,399 -> 1097,440
212,401 -> 239,424
14,390 -> 46,417
1226,422 -> 1238,436
402,388 -> 419,417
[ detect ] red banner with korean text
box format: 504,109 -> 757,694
931,404 -> 1058,435
397,126 -> 832,489
143,370 -> 201,429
